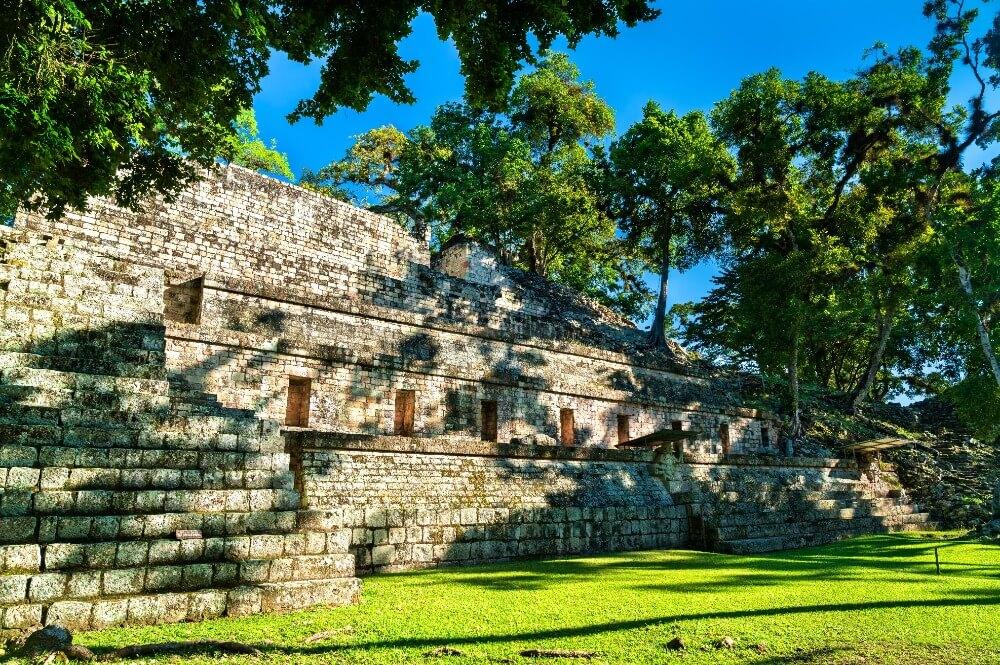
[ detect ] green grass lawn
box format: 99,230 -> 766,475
22,533 -> 1000,664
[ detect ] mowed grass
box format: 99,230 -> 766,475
27,533 -> 1000,664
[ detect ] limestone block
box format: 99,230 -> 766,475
46,601 -> 93,631
188,590 -> 227,621
2,545 -> 41,573
66,571 -> 101,598
0,575 -> 29,604
225,585 -> 262,617
2,603 -> 43,630
5,467 -> 40,490
28,573 -> 67,602
145,566 -> 182,592
371,545 -> 396,566
181,564 -> 213,590
102,568 -> 145,596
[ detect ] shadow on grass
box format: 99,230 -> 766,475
421,534 -> 999,594
237,593 -> 1000,658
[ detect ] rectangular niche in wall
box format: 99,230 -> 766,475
761,427 -> 770,448
163,276 -> 204,324
285,376 -> 312,427
560,408 -> 576,447
719,422 -> 731,455
481,400 -> 498,442
617,415 -> 631,445
394,389 -> 416,436
671,420 -> 684,457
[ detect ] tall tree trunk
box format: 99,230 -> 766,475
647,240 -> 671,349
954,256 -> 1000,388
849,307 -> 894,413
525,233 -> 544,276
788,334 -> 802,438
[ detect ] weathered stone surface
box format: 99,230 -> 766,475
0,166 -> 928,636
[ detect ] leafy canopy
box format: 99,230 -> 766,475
304,53 -> 650,319
0,0 -> 657,218
609,102 -> 733,347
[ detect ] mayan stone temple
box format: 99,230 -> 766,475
0,166 -> 932,637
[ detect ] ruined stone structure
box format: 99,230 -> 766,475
1,166 -> 931,637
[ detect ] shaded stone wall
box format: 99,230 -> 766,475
15,166 -> 776,453
288,434 -> 687,571
0,228 -> 358,639
666,454 -> 933,553
163,288 -> 766,452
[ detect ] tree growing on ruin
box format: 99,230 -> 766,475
0,0 -> 657,220
221,109 -> 293,180
608,102 -> 734,349
306,53 -> 652,319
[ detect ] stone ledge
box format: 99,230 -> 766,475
283,431 -> 656,464
197,278 -> 706,380
681,452 -> 859,470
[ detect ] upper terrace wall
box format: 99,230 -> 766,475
16,165 -> 429,287
16,166 -> 690,368
15,167 -> 770,450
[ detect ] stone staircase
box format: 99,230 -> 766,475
0,229 -> 358,640
670,455 -> 935,554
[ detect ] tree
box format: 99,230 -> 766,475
860,0 -> 1000,390
687,53 -> 947,432
222,109 -> 293,180
911,170 -> 1000,438
306,54 -> 651,319
609,102 -> 733,349
1,0 -> 658,219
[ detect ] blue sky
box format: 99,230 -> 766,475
252,1 -> 993,320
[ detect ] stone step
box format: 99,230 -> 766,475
720,524 -> 891,554
1,263 -> 162,291
686,468 -> 864,482
1,510 -> 300,546
1,487 -> 299,519
0,576 -> 360,638
0,232 -> 162,275
0,532 -> 352,576
893,519 -> 939,532
0,423 -> 277,453
692,481 -> 870,498
1,288 -> 162,325
1,465 -> 293,493
0,352 -> 166,380
708,499 -> 923,527
0,445 -> 287,473
711,505 -> 886,529
715,515 -> 889,541
708,497 -> 867,519
897,512 -> 933,525
716,510 -> 930,553
0,266 -> 162,299
0,410 -> 265,436
2,322 -> 166,353
0,553 -> 355,612
0,366 -> 170,397
10,411 -> 267,435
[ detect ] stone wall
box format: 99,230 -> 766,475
667,454 -> 933,553
1,174 -> 937,639
0,228 -> 358,639
15,166 -> 778,453
163,289 -> 766,452
287,433 -> 687,572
